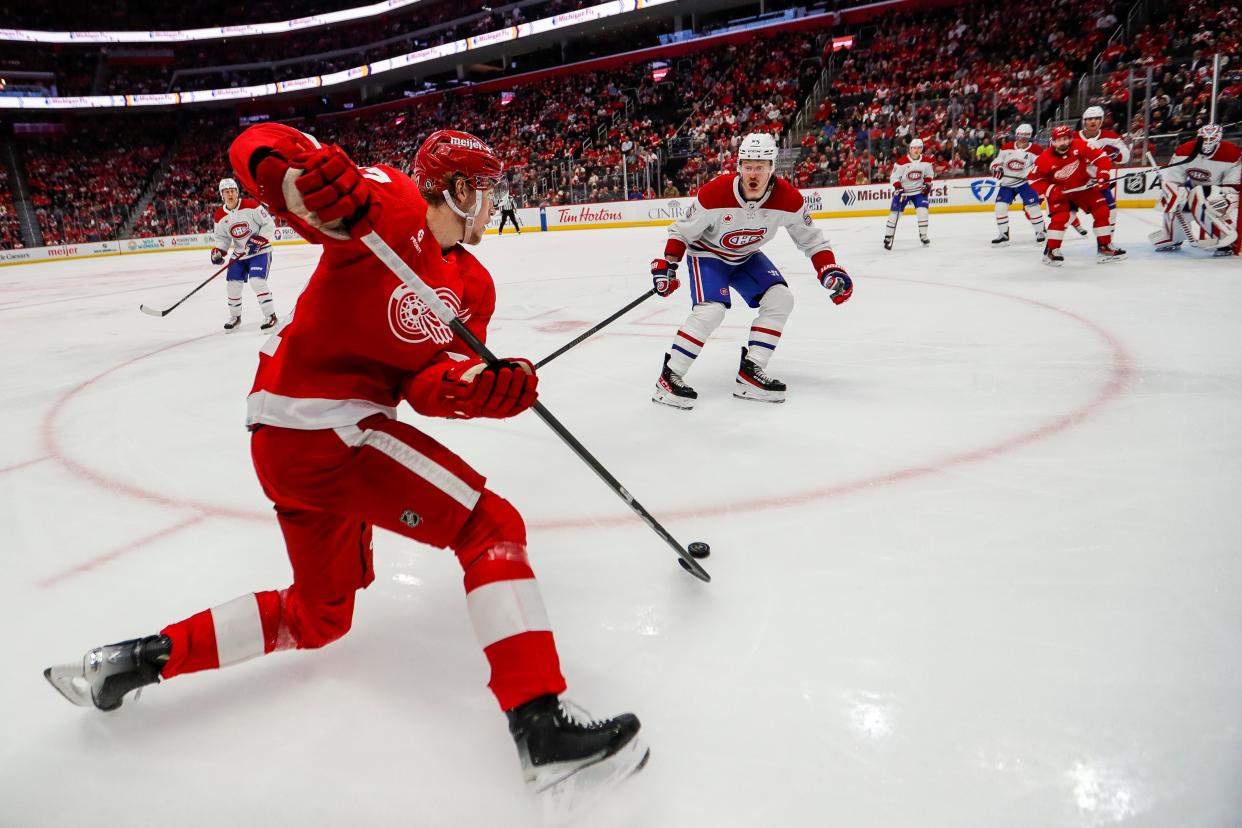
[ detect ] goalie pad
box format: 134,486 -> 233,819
1187,186 -> 1238,251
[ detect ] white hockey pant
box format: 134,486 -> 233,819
667,301 -> 726,377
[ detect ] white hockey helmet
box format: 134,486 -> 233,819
219,177 -> 239,196
1198,123 -> 1223,155
908,138 -> 924,151
1015,123 -> 1033,137
737,132 -> 778,164
1082,106 -> 1105,121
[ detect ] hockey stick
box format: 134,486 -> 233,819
138,247 -> 270,318
360,231 -> 712,582
535,289 -> 656,368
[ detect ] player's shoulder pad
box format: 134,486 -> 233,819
1101,130 -> 1123,139
1172,138 -> 1199,157
696,174 -> 741,209
213,206 -> 227,222
240,198 -> 262,210
1000,141 -> 1016,151
764,177 -> 806,212
1212,141 -> 1242,163
895,155 -> 911,165
1028,143 -> 1044,154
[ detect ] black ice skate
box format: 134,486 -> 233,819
652,353 -> 697,410
734,346 -> 786,403
882,235 -> 894,251
1214,245 -> 1236,257
1096,244 -> 1127,263
507,694 -> 649,815
223,316 -> 241,332
1042,246 -> 1064,268
920,235 -> 931,246
44,635 -> 171,711
1035,231 -> 1047,243
991,231 -> 1010,247
260,313 -> 279,331
1073,223 -> 1089,236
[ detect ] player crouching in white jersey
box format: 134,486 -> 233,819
990,124 -> 1047,246
650,133 -> 852,409
1150,124 -> 1240,256
212,177 -> 278,332
884,138 -> 934,249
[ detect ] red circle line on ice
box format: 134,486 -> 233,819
40,279 -> 1132,536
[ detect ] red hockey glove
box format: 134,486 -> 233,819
651,258 -> 680,297
817,263 -> 853,305
921,181 -> 933,196
245,235 -> 270,256
893,182 -> 904,195
990,163 -> 1002,179
291,145 -> 380,238
210,248 -> 226,266
405,357 -> 539,420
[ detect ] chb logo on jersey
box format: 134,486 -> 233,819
229,224 -> 251,239
970,179 -> 997,202
720,229 -> 767,249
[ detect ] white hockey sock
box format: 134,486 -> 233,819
1025,204 -> 1045,233
226,280 -> 243,318
885,212 -> 899,237
995,205 -> 1010,235
917,207 -> 929,238
250,276 -> 275,315
746,285 -> 793,369
667,301 -> 726,376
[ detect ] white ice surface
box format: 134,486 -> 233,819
1,211 -> 1240,827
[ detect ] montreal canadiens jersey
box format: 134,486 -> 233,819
1163,138 -> 1242,189
992,142 -> 1043,187
212,198 -> 276,255
890,156 -> 935,195
1077,129 -> 1131,165
665,174 -> 832,265
246,164 -> 495,430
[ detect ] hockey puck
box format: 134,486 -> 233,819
688,542 -> 711,559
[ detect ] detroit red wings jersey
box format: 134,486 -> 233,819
1164,138 -> 1242,190
212,198 -> 276,254
666,174 -> 833,264
1077,129 -> 1131,164
1029,139 -> 1112,195
993,142 -> 1043,187
246,164 -> 495,430
890,155 -> 935,195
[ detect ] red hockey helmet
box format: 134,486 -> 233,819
1050,125 -> 1074,141
413,129 -> 503,197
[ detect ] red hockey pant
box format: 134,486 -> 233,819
159,414 -> 566,711
1046,190 -> 1112,250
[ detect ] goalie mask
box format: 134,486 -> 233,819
1199,124 -> 1223,156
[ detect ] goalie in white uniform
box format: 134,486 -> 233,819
1150,124 -> 1240,256
649,133 -> 853,409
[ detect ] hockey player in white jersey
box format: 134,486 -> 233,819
1149,124 -> 1240,256
1078,106 -> 1131,227
989,124 -> 1047,245
884,138 -> 934,249
649,132 -> 852,408
212,177 -> 278,332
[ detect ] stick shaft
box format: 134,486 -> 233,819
535,289 -> 655,368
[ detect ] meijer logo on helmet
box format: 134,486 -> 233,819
449,136 -> 488,151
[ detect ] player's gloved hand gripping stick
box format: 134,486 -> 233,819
360,230 -> 712,582
139,246 -> 271,318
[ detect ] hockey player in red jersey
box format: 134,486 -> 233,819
44,124 -> 649,807
1028,125 -> 1126,266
